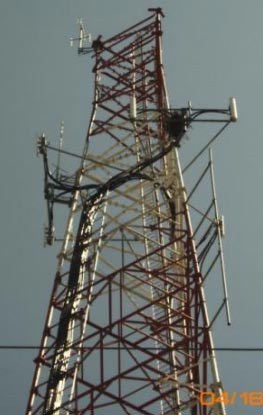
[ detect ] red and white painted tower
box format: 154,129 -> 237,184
26,8 -> 237,415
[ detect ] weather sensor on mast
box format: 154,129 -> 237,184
70,18 -> 92,53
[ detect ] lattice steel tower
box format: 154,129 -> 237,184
26,8 -> 237,415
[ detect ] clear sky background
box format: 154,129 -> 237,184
0,1 -> 262,414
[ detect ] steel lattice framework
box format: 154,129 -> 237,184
25,9 -> 236,415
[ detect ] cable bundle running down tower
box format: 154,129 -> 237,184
26,9 -> 237,415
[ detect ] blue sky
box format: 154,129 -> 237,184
0,1 -> 262,414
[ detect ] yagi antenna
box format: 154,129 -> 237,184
70,18 -> 92,53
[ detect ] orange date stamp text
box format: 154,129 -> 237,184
199,391 -> 263,406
